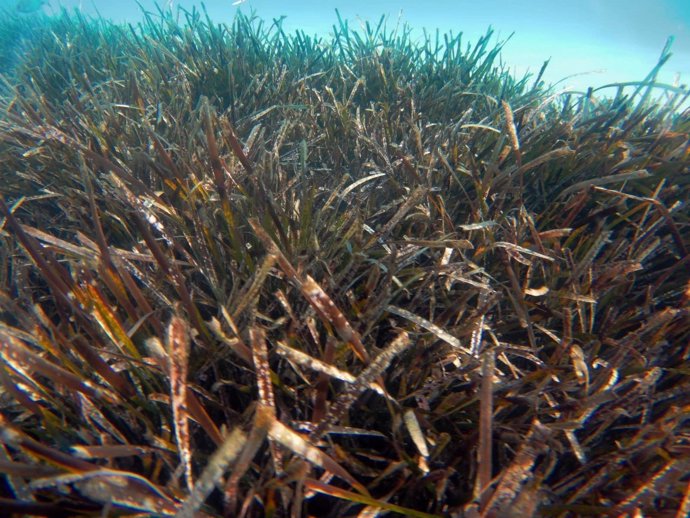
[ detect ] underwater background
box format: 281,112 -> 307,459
1,0 -> 690,516
3,0 -> 690,94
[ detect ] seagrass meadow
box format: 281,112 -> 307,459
0,4 -> 689,517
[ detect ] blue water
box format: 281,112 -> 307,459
2,0 -> 689,94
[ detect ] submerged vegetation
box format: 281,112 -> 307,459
0,4 -> 689,516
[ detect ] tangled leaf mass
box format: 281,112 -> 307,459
0,5 -> 689,517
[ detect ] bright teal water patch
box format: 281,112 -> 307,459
4,0 -> 689,100
0,8 -> 50,76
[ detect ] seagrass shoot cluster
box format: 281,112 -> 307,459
0,3 -> 689,517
